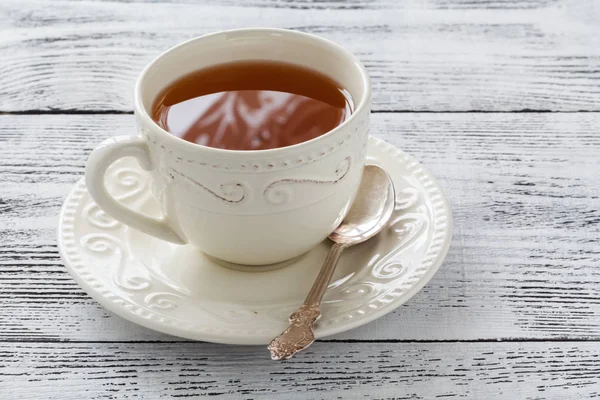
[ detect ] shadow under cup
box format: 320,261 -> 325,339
133,29 -> 372,266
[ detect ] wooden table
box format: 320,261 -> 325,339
1,1 -> 599,398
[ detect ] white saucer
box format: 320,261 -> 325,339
58,136 -> 452,345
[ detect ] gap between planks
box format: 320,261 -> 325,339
1,109 -> 599,115
0,338 -> 598,344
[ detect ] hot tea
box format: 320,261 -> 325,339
152,60 -> 353,151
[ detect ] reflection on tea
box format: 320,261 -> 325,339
152,60 -> 353,150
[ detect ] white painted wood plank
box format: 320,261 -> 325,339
66,0 -> 563,9
0,0 -> 599,111
0,341 -> 598,399
1,113 -> 598,341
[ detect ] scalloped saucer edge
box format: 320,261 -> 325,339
57,136 -> 452,345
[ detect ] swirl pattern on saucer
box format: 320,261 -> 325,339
58,137 -> 452,343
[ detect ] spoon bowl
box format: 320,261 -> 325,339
329,165 -> 396,246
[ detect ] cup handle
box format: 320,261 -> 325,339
85,136 -> 186,245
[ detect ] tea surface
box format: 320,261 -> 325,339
152,60 -> 353,150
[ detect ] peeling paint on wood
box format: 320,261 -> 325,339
1,113 -> 598,343
0,0 -> 599,111
1,0 -> 599,397
1,342 -> 599,399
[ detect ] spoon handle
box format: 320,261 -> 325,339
268,242 -> 346,360
305,242 -> 347,305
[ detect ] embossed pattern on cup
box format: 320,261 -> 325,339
85,28 -> 372,265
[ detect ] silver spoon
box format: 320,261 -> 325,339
268,165 -> 396,360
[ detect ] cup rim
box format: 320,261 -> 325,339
134,28 -> 371,156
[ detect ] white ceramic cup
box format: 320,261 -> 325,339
85,28 -> 371,265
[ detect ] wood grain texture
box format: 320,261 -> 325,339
0,0 -> 599,112
2,0 -> 598,396
1,341 -> 599,399
1,113 -> 598,342
48,0 -> 566,9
